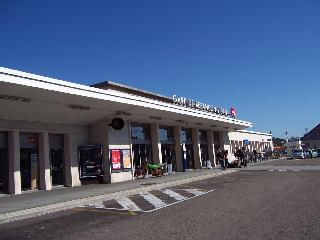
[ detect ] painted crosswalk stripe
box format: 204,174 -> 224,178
85,202 -> 105,208
161,189 -> 188,201
183,188 -> 205,196
140,192 -> 168,209
116,196 -> 142,212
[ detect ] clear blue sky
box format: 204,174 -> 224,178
1,0 -> 319,138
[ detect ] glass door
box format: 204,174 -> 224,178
49,134 -> 65,186
50,148 -> 64,186
20,148 -> 39,190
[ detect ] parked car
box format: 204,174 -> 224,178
310,149 -> 318,158
316,149 -> 320,157
304,149 -> 318,158
304,149 -> 311,158
291,149 -> 305,159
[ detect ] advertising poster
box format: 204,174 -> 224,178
111,149 -> 121,170
122,149 -> 132,170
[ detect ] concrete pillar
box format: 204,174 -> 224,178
173,126 -> 183,172
191,128 -> 201,169
8,130 -> 21,194
206,130 -> 216,167
39,132 -> 51,190
221,131 -> 231,159
150,123 -> 161,164
63,134 -> 73,187
90,121 -> 110,184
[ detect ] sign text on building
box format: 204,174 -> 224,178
172,95 -> 235,118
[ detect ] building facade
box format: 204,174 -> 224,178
0,67 -> 271,194
301,124 -> 320,149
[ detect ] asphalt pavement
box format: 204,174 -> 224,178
0,157 -> 319,240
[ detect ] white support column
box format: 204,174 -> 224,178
206,130 -> 216,168
221,131 -> 231,159
173,126 -> 183,172
191,128 -> 201,169
151,123 -> 161,164
8,130 -> 21,194
39,132 -> 51,190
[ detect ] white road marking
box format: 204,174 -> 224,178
116,196 -> 142,212
268,170 -> 274,171
84,188 -> 215,213
278,170 -> 287,172
140,192 -> 168,209
183,188 -> 206,196
85,202 -> 105,208
161,189 -> 188,201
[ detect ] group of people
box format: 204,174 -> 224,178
216,148 -> 229,170
217,147 -> 270,170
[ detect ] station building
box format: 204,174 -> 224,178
0,67 -> 272,195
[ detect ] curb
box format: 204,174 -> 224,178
0,169 -> 238,224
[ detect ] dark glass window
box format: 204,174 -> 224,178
160,126 -> 174,143
131,123 -> 151,141
199,130 -> 207,143
181,128 -> 192,143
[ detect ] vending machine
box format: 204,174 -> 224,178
78,145 -> 103,179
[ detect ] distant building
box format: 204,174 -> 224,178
284,140 -> 303,157
301,124 -> 320,149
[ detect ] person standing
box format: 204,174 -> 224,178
166,151 -> 173,175
224,150 -> 229,168
216,148 -> 225,170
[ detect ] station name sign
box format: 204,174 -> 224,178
172,94 -> 236,118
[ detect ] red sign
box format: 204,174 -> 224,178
230,107 -> 236,118
28,137 -> 36,144
111,149 -> 121,170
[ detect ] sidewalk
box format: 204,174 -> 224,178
0,167 -> 238,224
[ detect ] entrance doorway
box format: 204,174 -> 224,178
20,133 -> 39,191
49,134 -> 65,186
131,123 -> 152,169
160,126 -> 175,171
183,144 -> 194,170
132,144 -> 152,169
200,144 -> 209,168
0,132 -> 8,193
181,128 -> 194,170
161,144 -> 176,171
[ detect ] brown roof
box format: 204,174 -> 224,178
301,124 -> 320,141
91,81 -> 172,103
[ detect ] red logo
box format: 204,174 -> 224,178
230,107 -> 236,118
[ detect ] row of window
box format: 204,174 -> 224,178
131,123 -> 209,143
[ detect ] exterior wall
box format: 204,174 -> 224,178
89,120 -> 110,183
228,130 -> 273,158
302,140 -> 320,149
0,118 -> 90,192
108,120 -> 132,183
